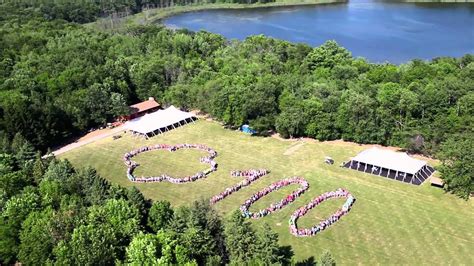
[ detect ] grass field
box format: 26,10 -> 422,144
60,120 -> 474,264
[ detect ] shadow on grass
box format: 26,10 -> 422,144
295,256 -> 316,266
279,245 -> 295,265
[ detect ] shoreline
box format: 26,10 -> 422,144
89,0 -> 347,31
147,0 -> 348,24
88,0 -> 473,31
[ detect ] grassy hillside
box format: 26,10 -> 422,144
60,120 -> 474,264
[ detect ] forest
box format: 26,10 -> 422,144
2,0 -> 280,24
2,137 -> 330,265
0,2 -> 472,197
0,1 -> 472,264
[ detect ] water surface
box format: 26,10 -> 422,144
164,1 -> 474,63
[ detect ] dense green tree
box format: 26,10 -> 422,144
78,167 -> 112,205
337,90 -> 379,143
126,232 -> 162,265
87,198 -> 141,242
254,223 -> 284,264
127,186 -> 149,225
438,135 -> 474,199
43,159 -> 75,183
303,40 -> 352,70
55,198 -> 141,264
32,154 -> 47,184
276,106 -> 307,138
18,208 -> 55,265
0,218 -> 18,264
39,180 -> 63,209
181,226 -> 218,264
169,205 -> 192,234
168,200 -> 226,264
54,223 -> 118,265
0,171 -> 31,198
0,154 -> 15,175
224,210 -> 257,263
0,187 -> 40,264
11,137 -> 36,171
148,200 -> 174,232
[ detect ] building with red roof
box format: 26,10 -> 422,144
123,97 -> 160,121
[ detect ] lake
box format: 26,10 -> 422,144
164,1 -> 474,63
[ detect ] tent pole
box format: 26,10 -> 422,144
422,167 -> 429,176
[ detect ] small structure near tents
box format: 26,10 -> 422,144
430,176 -> 444,188
344,147 -> 435,185
241,125 -> 256,134
123,97 -> 160,121
125,106 -> 197,139
325,156 -> 335,165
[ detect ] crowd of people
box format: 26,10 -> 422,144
240,177 -> 310,219
123,145 -> 356,237
123,144 -> 218,183
289,188 -> 356,237
210,169 -> 269,204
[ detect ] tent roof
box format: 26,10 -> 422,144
352,147 -> 426,174
125,106 -> 195,134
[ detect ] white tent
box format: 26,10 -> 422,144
125,106 -> 196,137
352,147 -> 426,174
345,147 -> 434,185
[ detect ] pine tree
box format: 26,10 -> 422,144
224,210 -> 256,264
0,132 -> 11,154
127,186 -> 149,225
0,153 -> 15,175
148,200 -> 174,232
168,206 -> 191,234
10,133 -> 26,155
254,223 -> 283,264
32,153 -> 47,184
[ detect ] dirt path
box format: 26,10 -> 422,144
49,125 -> 125,157
283,142 -> 305,155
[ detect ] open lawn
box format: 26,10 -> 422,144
60,120 -> 474,264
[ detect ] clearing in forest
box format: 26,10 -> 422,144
60,120 -> 474,265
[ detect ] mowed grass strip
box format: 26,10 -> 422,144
61,120 -> 474,264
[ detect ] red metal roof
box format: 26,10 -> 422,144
130,98 -> 160,114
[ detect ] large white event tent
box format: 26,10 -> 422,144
125,106 -> 196,138
344,147 -> 435,185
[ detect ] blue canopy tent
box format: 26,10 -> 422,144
241,125 -> 256,134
